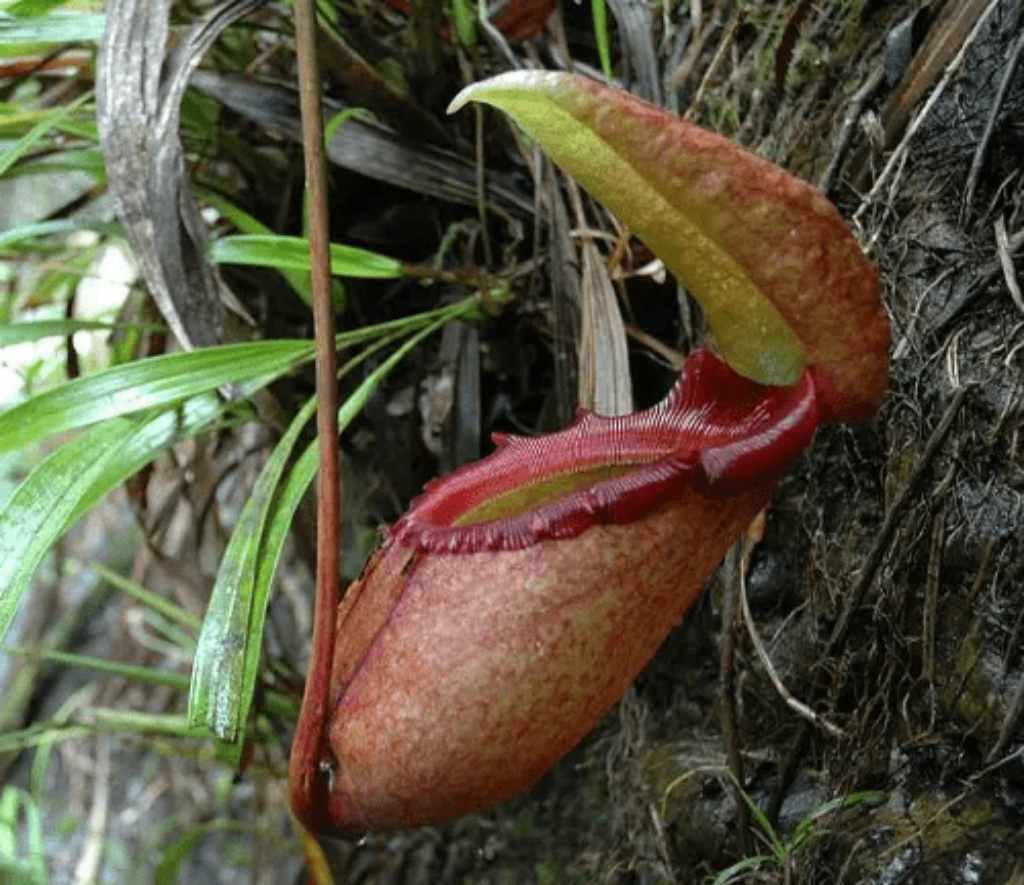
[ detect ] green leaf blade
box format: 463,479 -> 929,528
0,419 -> 131,641
196,189 -> 333,309
0,318 -> 152,349
208,233 -> 403,280
0,9 -> 105,44
0,90 -> 92,177
0,392 -> 230,643
0,339 -> 314,454
188,396 -> 316,755
186,297 -> 479,762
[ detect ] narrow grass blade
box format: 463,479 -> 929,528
0,572 -> 112,739
0,646 -> 190,691
0,418 -> 132,641
0,220 -> 118,252
154,820 -> 248,885
0,787 -> 47,885
20,241 -> 103,311
0,318 -> 154,349
85,561 -> 201,634
188,395 -> 317,748
0,91 -> 92,177
725,770 -> 786,861
710,854 -> 775,885
196,189 -> 342,309
0,339 -> 314,454
2,146 -> 108,182
592,0 -> 612,81
0,390 -> 237,642
0,311 -> 472,454
0,9 -> 105,43
65,392 -> 233,528
791,789 -> 886,851
0,711 -> 190,757
188,297 -> 478,763
0,720 -> 91,755
208,233 -> 403,279
5,0 -> 83,17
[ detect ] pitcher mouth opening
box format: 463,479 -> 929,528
387,348 -> 820,555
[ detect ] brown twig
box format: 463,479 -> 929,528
685,8 -> 744,121
922,502 -> 947,732
988,667 -> 1024,764
719,544 -> 750,855
854,0 -> 1001,230
774,0 -> 815,94
995,216 -> 1024,315
289,0 -> 341,832
825,386 -> 968,658
963,25 -> 1024,214
770,387 -> 968,823
931,226 -> 1024,334
739,557 -> 843,739
818,67 -> 883,196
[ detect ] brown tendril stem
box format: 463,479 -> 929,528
290,0 -> 341,831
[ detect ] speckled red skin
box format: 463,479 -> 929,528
324,486 -> 770,830
294,351 -> 821,833
573,72 -> 890,421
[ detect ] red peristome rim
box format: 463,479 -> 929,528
388,349 -> 820,554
